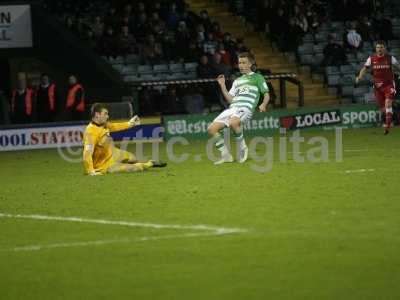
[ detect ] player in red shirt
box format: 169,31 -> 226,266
356,41 -> 400,134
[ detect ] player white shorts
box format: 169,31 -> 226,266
212,106 -> 253,127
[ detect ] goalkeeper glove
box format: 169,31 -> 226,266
88,170 -> 103,176
128,115 -> 140,127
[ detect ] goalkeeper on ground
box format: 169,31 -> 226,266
82,103 -> 166,176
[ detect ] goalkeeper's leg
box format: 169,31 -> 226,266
107,161 -> 153,173
107,160 -> 167,173
113,148 -> 137,164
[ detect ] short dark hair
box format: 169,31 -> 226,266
238,52 -> 256,65
375,40 -> 386,47
91,103 -> 108,118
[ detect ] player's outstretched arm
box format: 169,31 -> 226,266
259,93 -> 270,112
107,116 -> 140,132
356,66 -> 368,84
216,75 -> 234,103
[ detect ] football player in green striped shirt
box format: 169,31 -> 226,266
208,52 -> 270,164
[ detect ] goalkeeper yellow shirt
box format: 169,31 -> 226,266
82,121 -> 131,173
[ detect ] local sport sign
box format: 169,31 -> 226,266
0,123 -> 163,152
163,105 -> 382,140
280,110 -> 342,129
0,5 -> 33,48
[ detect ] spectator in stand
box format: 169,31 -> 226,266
256,0 -> 275,32
373,12 -> 394,42
199,10 -> 213,32
223,32 -> 237,59
235,38 -> 249,54
295,11 -> 309,35
203,32 -> 218,56
308,13 -> 320,34
10,75 -> 34,124
282,17 -> 303,53
211,22 -> 224,42
175,21 -> 192,59
216,42 -> 232,66
118,25 -> 137,58
103,6 -> 118,29
141,34 -> 163,64
83,29 -> 98,50
322,34 -> 347,67
161,86 -> 185,115
269,8 -> 287,46
197,55 -> 214,78
210,52 -> 232,77
357,16 -> 376,42
195,23 -> 206,45
183,86 -> 204,114
98,27 -> 119,59
65,75 -> 85,121
134,12 -> 150,42
357,0 -> 374,17
346,22 -> 363,51
332,0 -> 356,22
197,55 -> 219,108
35,74 -> 57,123
183,41 -> 202,62
166,2 -> 180,29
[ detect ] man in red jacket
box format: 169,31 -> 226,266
66,75 -> 86,120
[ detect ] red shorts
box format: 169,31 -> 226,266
374,82 -> 396,109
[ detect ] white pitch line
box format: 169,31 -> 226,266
0,212 -> 247,252
0,212 -> 246,234
1,232 -> 221,252
344,168 -> 375,174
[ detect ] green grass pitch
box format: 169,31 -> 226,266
1,127 -> 399,300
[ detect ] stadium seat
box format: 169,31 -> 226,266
392,18 -> 400,27
325,66 -> 340,76
356,52 -> 369,63
125,54 -> 140,64
363,42 -> 373,53
302,33 -> 314,44
353,86 -> 369,100
184,62 -> 198,72
340,75 -> 355,86
393,26 -> 400,37
388,40 -> 400,49
313,53 -> 324,68
331,21 -> 344,30
364,92 -> 375,104
340,65 -> 354,75
186,71 -> 197,78
391,48 -> 400,57
315,32 -> 328,44
300,54 -> 314,65
346,53 -> 357,63
313,44 -> 324,55
166,72 -> 186,80
169,63 -> 184,72
137,65 -> 153,75
153,73 -> 168,81
327,74 -> 340,86
140,74 -> 156,81
297,43 -> 314,56
111,64 -> 124,72
153,64 -> 169,74
124,75 -> 141,82
341,85 -> 354,97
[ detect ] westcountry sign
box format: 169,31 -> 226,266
163,105 -> 382,140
